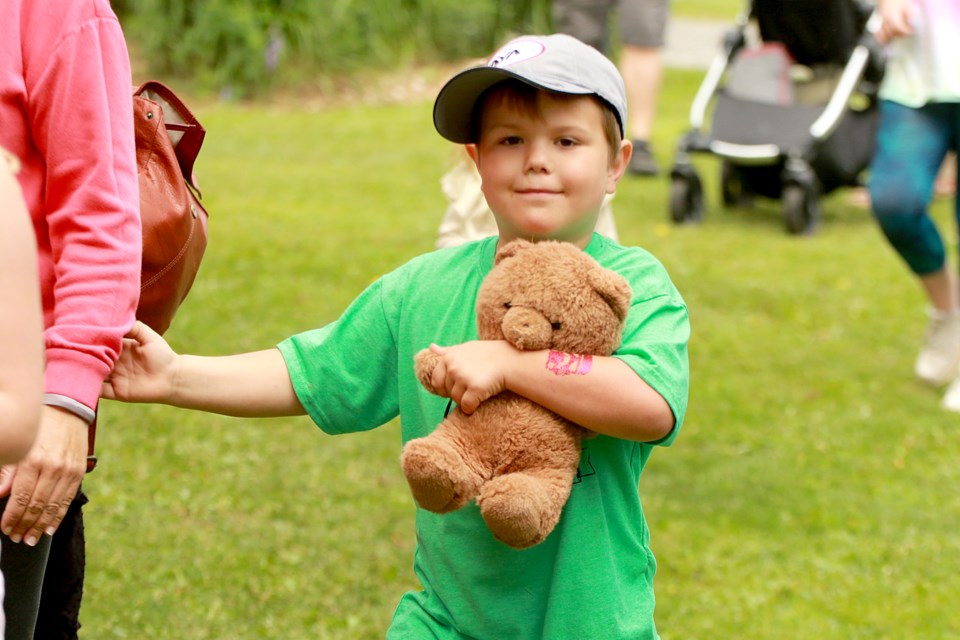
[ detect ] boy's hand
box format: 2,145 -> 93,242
101,321 -> 179,404
426,341 -> 515,414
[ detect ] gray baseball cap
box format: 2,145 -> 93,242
433,34 -> 628,144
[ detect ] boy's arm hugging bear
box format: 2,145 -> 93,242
402,239 -> 632,549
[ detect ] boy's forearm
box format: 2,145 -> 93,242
172,349 -> 306,418
505,349 -> 675,442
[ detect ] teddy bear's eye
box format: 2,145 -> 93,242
504,302 -> 512,309
551,322 -> 562,331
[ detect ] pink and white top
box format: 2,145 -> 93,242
880,0 -> 960,106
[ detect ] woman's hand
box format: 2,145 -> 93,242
0,406 -> 88,545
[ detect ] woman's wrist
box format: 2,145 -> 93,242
43,393 -> 95,425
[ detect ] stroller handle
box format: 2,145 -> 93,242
808,10 -> 882,141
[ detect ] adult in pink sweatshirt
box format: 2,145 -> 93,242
0,0 -> 141,637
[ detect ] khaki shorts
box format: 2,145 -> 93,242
552,0 -> 669,50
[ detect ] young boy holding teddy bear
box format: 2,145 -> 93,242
102,33 -> 690,639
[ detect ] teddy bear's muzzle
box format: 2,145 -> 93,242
502,306 -> 553,351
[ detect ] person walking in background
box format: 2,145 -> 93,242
0,148 -> 45,639
0,1 -> 142,637
552,0 -> 669,176
868,0 -> 960,409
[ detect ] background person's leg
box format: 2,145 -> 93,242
870,100 -> 956,387
618,0 -> 669,175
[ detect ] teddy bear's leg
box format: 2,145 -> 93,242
477,467 -> 576,549
401,430 -> 485,514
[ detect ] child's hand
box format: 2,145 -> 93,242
426,341 -> 515,414
101,321 -> 179,404
877,0 -> 915,44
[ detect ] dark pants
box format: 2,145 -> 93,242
0,513 -> 51,640
0,490 -> 86,640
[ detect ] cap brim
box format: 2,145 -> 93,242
433,67 -> 591,144
433,68 -> 515,144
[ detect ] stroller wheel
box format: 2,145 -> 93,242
669,173 -> 704,224
782,183 -> 820,235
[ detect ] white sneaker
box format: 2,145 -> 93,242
914,307 -> 960,386
942,376 -> 960,412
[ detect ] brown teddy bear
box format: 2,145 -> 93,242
401,239 -> 633,549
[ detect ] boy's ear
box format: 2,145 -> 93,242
465,143 -> 479,168
607,140 -> 632,194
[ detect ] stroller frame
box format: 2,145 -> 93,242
668,0 -> 884,234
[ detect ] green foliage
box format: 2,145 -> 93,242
82,66 -> 960,638
117,0 -> 740,96
121,0 -> 552,96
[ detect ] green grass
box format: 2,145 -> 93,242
672,0 -> 743,20
83,67 -> 960,639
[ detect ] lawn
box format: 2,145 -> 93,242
672,0 -> 743,20
82,62 -> 959,639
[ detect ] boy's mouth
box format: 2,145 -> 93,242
515,188 -> 561,196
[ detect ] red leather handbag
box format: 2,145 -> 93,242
133,80 -> 209,335
89,81 -> 210,473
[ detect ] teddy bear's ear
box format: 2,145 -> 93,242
589,268 -> 633,322
494,238 -> 534,265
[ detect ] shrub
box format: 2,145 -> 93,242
120,0 -> 552,97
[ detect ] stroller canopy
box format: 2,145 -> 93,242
753,0 -> 866,65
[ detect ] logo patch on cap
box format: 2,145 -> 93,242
488,39 -> 546,68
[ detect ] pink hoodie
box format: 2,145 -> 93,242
0,0 -> 141,412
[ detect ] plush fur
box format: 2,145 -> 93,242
401,239 -> 632,549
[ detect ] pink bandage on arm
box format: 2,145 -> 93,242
545,350 -> 593,376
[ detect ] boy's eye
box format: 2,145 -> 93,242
557,137 -> 578,147
500,136 -> 522,146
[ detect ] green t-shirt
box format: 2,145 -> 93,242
278,234 -> 690,639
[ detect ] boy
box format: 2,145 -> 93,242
103,34 -> 690,639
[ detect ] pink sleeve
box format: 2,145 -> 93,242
25,6 -> 142,411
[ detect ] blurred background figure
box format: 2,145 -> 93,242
552,0 -> 669,176
0,148 -> 44,638
0,150 -> 42,466
867,0 -> 960,409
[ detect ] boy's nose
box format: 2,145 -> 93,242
523,141 -> 550,173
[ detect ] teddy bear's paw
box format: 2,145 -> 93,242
414,350 -> 442,395
478,473 -> 564,550
400,438 -> 479,513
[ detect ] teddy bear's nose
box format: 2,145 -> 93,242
502,306 -> 553,350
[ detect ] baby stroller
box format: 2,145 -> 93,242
668,0 -> 884,234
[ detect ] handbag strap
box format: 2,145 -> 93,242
134,80 -> 205,192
